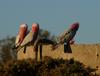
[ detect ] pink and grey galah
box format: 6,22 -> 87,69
56,22 -> 79,44
15,24 -> 28,48
52,22 -> 79,50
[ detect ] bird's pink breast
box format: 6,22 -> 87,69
19,26 -> 28,42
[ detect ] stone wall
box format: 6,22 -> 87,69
17,44 -> 100,74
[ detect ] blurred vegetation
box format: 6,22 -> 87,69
0,56 -> 98,76
39,29 -> 56,41
39,29 -> 50,38
0,36 -> 17,63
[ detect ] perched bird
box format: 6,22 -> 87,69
13,24 -> 28,49
58,22 -> 79,43
52,22 -> 79,50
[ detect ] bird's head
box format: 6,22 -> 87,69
31,23 -> 39,33
70,22 -> 79,31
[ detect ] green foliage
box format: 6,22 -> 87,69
39,29 -> 57,43
0,57 -> 98,76
39,29 -> 50,38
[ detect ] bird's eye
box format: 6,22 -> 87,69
68,31 -> 70,33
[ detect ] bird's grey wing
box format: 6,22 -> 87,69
15,35 -> 20,44
14,35 -> 21,48
57,29 -> 71,43
20,31 -> 33,47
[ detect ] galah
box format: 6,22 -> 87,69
52,22 -> 79,50
14,24 -> 28,49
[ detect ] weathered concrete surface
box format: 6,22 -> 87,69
17,44 -> 100,74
